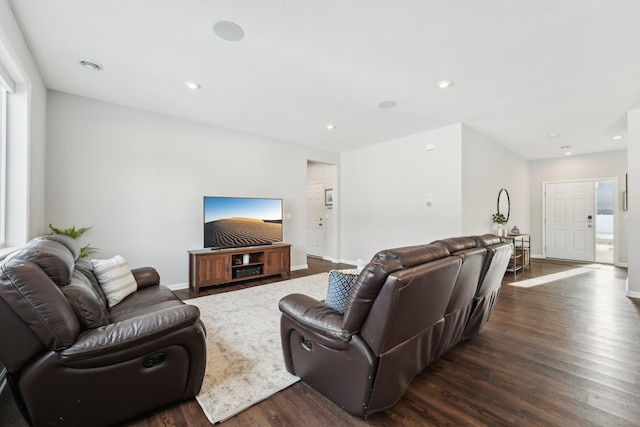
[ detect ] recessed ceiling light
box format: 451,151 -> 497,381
326,124 -> 336,130
378,101 -> 397,109
185,81 -> 201,90
564,151 -> 572,156
547,132 -> 560,138
79,60 -> 102,71
560,145 -> 571,149
213,21 -> 245,41
613,135 -> 623,140
437,80 -> 452,89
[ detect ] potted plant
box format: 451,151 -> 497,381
48,224 -> 98,258
491,213 -> 507,236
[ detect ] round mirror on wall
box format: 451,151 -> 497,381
497,188 -> 510,222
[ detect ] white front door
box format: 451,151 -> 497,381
306,183 -> 324,257
545,181 -> 595,262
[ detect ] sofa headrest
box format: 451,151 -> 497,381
36,235 -> 81,259
7,236 -> 78,286
431,236 -> 479,253
373,243 -> 450,269
341,243 -> 450,332
342,258 -> 403,332
473,234 -> 503,247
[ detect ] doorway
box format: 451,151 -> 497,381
306,182 -> 324,257
306,161 -> 338,260
543,179 -> 616,264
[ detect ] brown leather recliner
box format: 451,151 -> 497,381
279,236 -> 511,418
462,234 -> 512,340
0,235 -> 207,427
430,236 -> 491,357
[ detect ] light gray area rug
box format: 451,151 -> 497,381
186,273 -> 329,424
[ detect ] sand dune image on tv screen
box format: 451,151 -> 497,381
204,217 -> 282,248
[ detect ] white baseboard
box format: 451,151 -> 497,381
291,264 -> 308,271
626,278 -> 640,299
626,290 -> 640,299
167,282 -> 189,291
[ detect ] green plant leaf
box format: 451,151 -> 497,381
49,224 -> 98,257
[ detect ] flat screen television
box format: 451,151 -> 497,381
203,196 -> 283,249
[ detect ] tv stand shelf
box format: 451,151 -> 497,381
188,243 -> 291,295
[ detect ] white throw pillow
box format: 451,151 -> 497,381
91,255 -> 137,307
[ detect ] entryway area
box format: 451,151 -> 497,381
544,178 -> 616,264
306,160 -> 338,261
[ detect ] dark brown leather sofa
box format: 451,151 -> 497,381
0,235 -> 207,426
279,235 -> 511,418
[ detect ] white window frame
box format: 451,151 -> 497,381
0,60 -> 15,248
0,86 -> 6,247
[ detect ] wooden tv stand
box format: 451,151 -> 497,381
188,243 -> 291,295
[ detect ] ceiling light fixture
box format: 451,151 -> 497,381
185,81 -> 201,90
378,101 -> 397,109
213,21 -> 245,41
613,135 -> 623,140
437,80 -> 452,89
79,60 -> 102,71
547,132 -> 560,138
560,146 -> 572,155
326,124 -> 336,130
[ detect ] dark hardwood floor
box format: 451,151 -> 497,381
3,257 -> 639,426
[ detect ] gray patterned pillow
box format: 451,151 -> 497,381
326,269 -> 359,314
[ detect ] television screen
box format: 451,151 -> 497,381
203,196 -> 283,249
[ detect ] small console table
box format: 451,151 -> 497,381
504,234 -> 530,277
188,243 -> 291,295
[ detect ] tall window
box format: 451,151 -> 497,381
0,61 -> 15,248
0,85 -> 6,246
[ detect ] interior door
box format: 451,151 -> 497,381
306,183 -> 324,257
545,181 -> 595,262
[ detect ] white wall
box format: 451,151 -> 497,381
46,91 -> 339,285
528,150 -> 628,263
627,110 -> 639,297
461,125 -> 530,236
0,0 -> 47,244
340,124 -> 463,263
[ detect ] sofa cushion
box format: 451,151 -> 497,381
109,285 -> 184,322
74,258 -> 109,307
91,255 -> 137,307
326,269 -> 359,314
62,273 -> 110,329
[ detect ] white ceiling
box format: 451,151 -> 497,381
9,0 -> 640,159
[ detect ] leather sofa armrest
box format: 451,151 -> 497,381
59,304 -> 200,361
131,267 -> 160,289
279,293 -> 351,343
